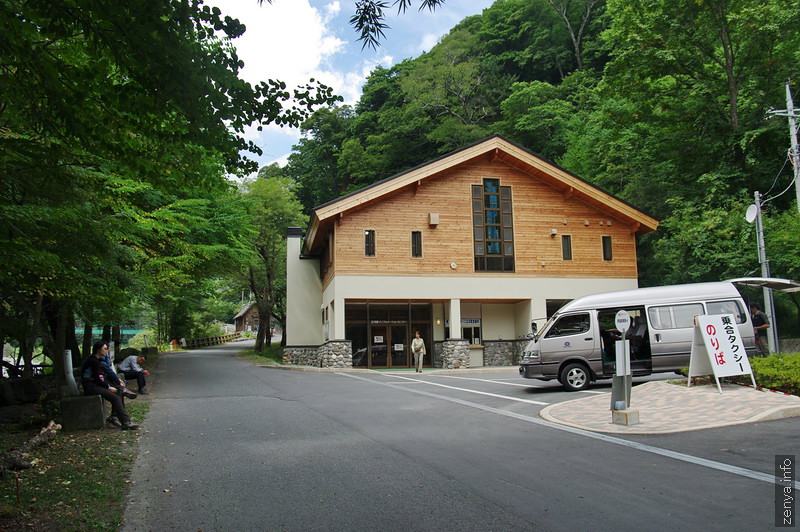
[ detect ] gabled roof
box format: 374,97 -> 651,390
234,302 -> 256,320
304,134 -> 658,254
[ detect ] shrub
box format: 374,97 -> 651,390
748,353 -> 800,396
679,352 -> 800,396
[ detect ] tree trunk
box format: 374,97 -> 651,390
52,304 -> 66,381
64,311 -> 81,366
21,293 -> 44,378
82,322 -> 93,365
112,325 -> 121,360
101,325 -> 111,344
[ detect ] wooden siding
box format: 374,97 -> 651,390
327,159 -> 639,279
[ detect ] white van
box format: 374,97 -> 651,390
518,281 -> 757,391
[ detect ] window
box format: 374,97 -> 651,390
562,235 -> 572,260
648,303 -> 704,329
411,231 -> 422,258
706,300 -> 746,324
545,313 -> 590,338
364,229 -> 375,257
473,179 -> 514,272
462,325 -> 481,346
602,236 -> 613,261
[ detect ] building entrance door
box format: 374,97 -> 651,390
368,325 -> 408,368
390,325 -> 408,368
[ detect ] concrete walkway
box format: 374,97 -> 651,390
539,380 -> 800,434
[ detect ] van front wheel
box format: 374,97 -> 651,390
560,363 -> 590,392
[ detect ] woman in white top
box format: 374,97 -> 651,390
411,330 -> 426,373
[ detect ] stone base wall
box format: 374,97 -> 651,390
483,339 -> 529,366
440,339 -> 470,369
283,346 -> 319,366
283,341 -> 353,368
319,340 -> 353,368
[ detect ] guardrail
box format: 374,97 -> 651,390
184,332 -> 242,349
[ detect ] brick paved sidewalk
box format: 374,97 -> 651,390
539,380 -> 800,434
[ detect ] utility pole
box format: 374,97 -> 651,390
789,82 -> 800,212
753,191 -> 779,353
767,81 -> 800,212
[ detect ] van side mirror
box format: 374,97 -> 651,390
531,322 -> 538,334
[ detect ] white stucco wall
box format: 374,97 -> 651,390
285,235 -> 324,346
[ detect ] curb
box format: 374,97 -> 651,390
538,381 -> 800,435
735,382 -> 799,397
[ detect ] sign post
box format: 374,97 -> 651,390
610,310 -> 638,425
688,314 -> 756,393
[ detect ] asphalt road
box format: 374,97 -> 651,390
122,341 -> 797,531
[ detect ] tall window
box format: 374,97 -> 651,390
602,235 -> 613,261
364,229 -> 376,257
473,179 -> 514,271
562,235 -> 572,260
411,231 -> 422,258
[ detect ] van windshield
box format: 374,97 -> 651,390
534,315 -> 558,341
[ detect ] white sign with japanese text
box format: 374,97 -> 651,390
688,314 -> 756,393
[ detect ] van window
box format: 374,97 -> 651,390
706,300 -> 746,324
545,313 -> 590,338
648,303 -> 704,330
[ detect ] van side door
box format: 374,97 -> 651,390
647,303 -> 704,371
538,312 -> 597,377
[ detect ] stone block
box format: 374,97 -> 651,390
612,408 -> 640,426
61,395 -> 106,431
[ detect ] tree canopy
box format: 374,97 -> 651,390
0,0 -> 337,370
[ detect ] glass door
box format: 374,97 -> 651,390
390,326 -> 408,368
370,326 -> 388,366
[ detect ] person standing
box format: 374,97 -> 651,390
118,353 -> 150,394
81,341 -> 139,430
750,303 -> 771,356
411,331 -> 426,373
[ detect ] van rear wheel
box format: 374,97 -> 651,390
560,363 -> 590,392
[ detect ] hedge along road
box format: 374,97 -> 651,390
123,341 -> 788,531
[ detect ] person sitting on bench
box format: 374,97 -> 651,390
81,341 -> 139,430
118,353 -> 150,394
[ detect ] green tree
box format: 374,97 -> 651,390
0,1 -> 337,375
241,175 -> 307,352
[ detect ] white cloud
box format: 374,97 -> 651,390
207,0 -> 344,90
324,1 -> 341,19
417,32 -> 441,54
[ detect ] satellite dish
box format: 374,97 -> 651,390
745,204 -> 758,224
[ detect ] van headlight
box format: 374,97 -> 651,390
521,350 -> 540,363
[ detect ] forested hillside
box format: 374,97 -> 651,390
277,0 -> 800,322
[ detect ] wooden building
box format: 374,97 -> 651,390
285,135 -> 658,369
234,303 -> 259,333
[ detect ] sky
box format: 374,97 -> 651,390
207,0 -> 496,173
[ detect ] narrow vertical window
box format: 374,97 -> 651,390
411,231 -> 422,258
473,179 -> 514,272
562,235 -> 572,260
364,229 -> 376,257
602,235 -> 613,261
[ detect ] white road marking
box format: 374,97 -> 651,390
340,372 -> 799,490
433,374 -> 608,395
434,375 -> 539,387
383,373 -> 549,405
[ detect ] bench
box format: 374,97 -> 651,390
60,395 -> 106,431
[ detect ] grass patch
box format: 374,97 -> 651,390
0,402 -> 149,531
238,343 -> 284,365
